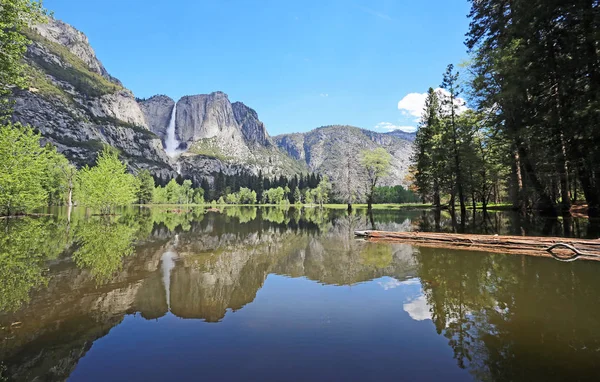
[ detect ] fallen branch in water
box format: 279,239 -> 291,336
354,231 -> 600,262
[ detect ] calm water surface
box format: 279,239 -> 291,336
1,207 -> 600,381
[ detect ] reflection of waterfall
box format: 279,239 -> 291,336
165,103 -> 181,157
161,235 -> 178,309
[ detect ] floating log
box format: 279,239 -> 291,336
354,231 -> 600,262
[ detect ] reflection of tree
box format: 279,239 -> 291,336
0,217 -> 69,312
416,247 -> 600,381
360,243 -> 393,269
224,207 -> 257,223
262,206 -> 288,224
73,218 -> 137,283
150,208 -> 204,232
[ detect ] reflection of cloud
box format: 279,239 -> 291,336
403,295 -> 432,321
400,278 -> 421,286
378,277 -> 420,290
378,278 -> 402,290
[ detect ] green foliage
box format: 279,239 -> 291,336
263,187 -> 286,204
0,217 -> 68,312
224,187 -> 257,204
76,146 -> 137,214
465,0 -> 600,215
0,123 -> 49,215
0,0 -> 48,117
312,176 -> 332,207
360,148 -> 392,207
360,243 -> 393,269
293,187 -> 303,204
42,144 -> 76,206
374,185 -> 419,204
153,179 -> 203,205
224,206 -> 257,223
136,170 -> 155,204
73,217 -> 136,283
23,63 -> 72,103
193,188 -> 205,205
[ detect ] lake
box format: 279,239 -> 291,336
1,207 -> 600,381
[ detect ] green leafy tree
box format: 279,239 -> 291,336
193,188 -> 205,204
136,170 -> 155,204
0,123 -> 48,215
237,187 -> 257,204
293,187 -> 303,204
165,178 -> 180,204
304,188 -> 314,204
360,148 -> 392,209
153,185 -> 167,204
313,176 -> 332,207
181,179 -> 193,204
0,0 -> 48,118
76,147 -> 137,214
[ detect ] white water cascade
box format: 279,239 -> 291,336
161,234 -> 178,310
165,103 -> 182,158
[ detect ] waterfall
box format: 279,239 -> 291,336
165,103 -> 181,157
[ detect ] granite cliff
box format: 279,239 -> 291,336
11,19 -> 176,178
12,18 -> 415,188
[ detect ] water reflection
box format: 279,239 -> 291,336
416,247 -> 600,380
73,217 -> 137,283
0,208 -> 599,381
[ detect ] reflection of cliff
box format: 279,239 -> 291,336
0,242 -> 167,381
0,211 -> 418,380
164,215 -> 417,322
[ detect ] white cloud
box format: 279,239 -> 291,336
320,93 -> 329,97
397,88 -> 468,122
403,295 -> 432,321
374,122 -> 417,133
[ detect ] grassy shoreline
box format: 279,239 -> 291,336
133,203 -> 435,209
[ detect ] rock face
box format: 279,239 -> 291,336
13,18 -> 415,187
274,125 -> 414,187
31,19 -> 117,83
138,95 -> 175,142
11,19 -> 176,178
231,101 -> 270,146
139,91 -> 307,178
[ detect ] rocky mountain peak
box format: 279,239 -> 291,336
31,18 -> 120,85
231,101 -> 270,146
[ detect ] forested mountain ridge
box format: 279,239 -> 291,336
274,125 -> 415,187
11,18 -> 414,187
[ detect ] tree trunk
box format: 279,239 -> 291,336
433,179 -> 441,209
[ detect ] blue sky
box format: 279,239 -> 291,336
45,0 -> 472,135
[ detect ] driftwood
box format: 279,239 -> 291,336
354,231 -> 600,262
